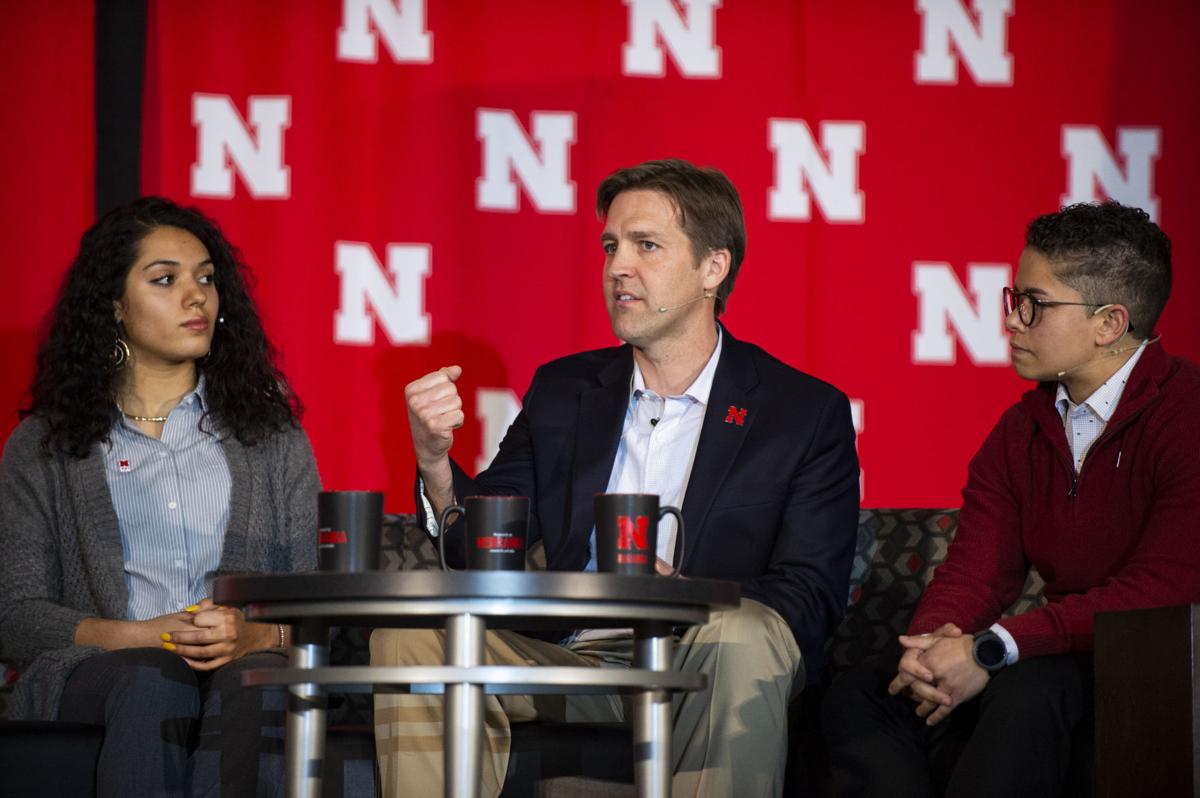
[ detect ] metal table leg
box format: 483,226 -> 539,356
633,625 -> 674,798
286,620 -> 330,798
444,613 -> 486,798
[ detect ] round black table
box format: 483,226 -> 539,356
214,571 -> 739,798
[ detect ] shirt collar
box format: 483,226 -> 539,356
1055,340 -> 1147,422
631,327 -> 723,405
188,374 -> 209,411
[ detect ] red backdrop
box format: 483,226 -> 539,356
0,3 -> 94,443
3,1 -> 1198,510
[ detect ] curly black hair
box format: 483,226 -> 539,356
24,197 -> 302,457
1026,201 -> 1172,339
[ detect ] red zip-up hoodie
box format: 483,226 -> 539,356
909,343 -> 1200,658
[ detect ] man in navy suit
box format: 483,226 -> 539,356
372,159 -> 860,798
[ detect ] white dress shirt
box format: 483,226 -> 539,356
584,328 -> 723,572
573,330 -> 722,641
1055,341 -> 1147,472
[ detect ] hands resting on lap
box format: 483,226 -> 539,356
886,622 -> 991,726
160,599 -> 281,671
76,599 -> 282,672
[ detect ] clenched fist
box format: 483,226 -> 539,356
406,366 -> 464,514
406,365 -> 465,462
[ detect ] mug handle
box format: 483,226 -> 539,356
659,506 -> 685,578
438,504 -> 466,572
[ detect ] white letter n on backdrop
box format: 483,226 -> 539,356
476,388 -> 521,474
1061,126 -> 1161,222
191,94 -> 290,198
334,242 -> 430,346
622,0 -> 721,78
476,109 -> 576,213
768,119 -> 865,223
337,0 -> 432,63
912,262 -> 1010,365
915,0 -> 1013,85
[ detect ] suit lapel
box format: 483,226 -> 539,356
679,331 -> 758,570
563,349 -> 632,567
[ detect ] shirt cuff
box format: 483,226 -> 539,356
416,477 -> 439,538
989,622 -> 1020,665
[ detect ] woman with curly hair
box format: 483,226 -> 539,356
0,197 -> 321,796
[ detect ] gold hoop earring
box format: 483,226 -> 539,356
112,337 -> 131,368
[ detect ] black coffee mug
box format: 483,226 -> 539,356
438,496 -> 530,571
317,491 -> 383,572
593,493 -> 685,577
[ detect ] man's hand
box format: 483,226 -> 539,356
655,557 -> 683,577
915,634 -> 991,725
406,366 -> 464,514
163,599 -> 277,671
406,366 -> 465,463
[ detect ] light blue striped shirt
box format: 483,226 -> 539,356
104,378 -> 232,620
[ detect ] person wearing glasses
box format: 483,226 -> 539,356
822,200 -> 1200,797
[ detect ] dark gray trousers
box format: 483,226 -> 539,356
59,647 -> 287,798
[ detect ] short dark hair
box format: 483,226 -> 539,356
596,159 -> 746,316
1025,201 -> 1171,339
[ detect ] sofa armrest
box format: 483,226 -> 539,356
1093,603 -> 1199,797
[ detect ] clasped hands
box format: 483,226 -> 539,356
886,623 -> 990,725
152,599 -> 277,672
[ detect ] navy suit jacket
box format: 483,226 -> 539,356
432,327 -> 859,672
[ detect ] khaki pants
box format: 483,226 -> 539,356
371,598 -> 803,798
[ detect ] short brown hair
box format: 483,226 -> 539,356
596,159 -> 746,315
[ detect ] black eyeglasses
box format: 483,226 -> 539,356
1002,287 -> 1130,330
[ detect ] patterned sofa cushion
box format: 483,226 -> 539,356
826,508 -> 1045,673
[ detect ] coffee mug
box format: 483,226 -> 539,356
438,495 -> 530,571
593,493 -> 685,577
317,490 -> 383,572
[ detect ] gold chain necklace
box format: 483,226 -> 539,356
124,412 -> 169,423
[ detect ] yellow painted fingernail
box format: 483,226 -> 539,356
160,633 -> 172,642
162,642 -> 177,651
184,604 -> 200,612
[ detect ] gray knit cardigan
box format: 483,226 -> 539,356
0,416 -> 321,720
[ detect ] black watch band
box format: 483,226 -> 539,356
972,630 -> 1008,673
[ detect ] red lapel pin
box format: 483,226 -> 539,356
724,406 -> 747,426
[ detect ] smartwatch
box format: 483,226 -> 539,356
972,629 -> 1008,673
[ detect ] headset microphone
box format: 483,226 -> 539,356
657,292 -> 715,313
1055,334 -> 1161,379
